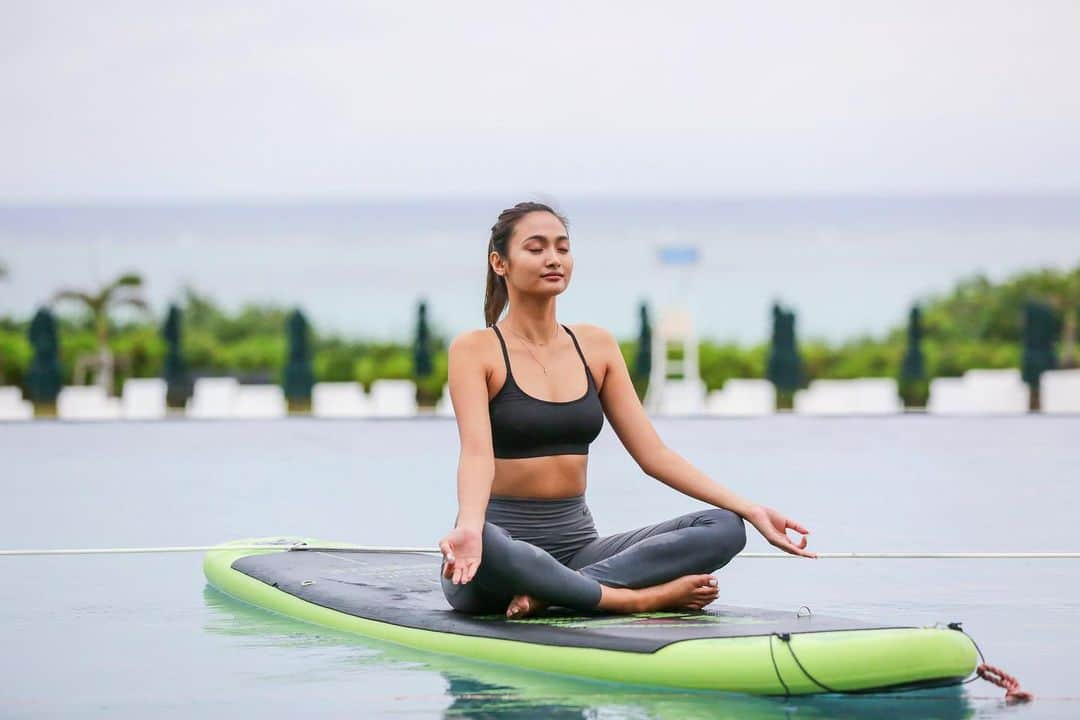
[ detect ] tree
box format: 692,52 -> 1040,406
52,272 -> 149,394
1047,270 -> 1079,368
283,309 -> 314,406
26,308 -> 62,405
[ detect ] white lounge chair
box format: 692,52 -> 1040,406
232,385 -> 287,419
654,378 -> 707,416
706,379 -> 775,417
57,386 -> 122,420
853,378 -> 903,415
435,383 -> 454,417
927,369 -> 1028,415
370,379 -> 418,417
1041,369 -> 1080,414
927,377 -> 972,415
312,382 -> 371,418
963,369 -> 1028,415
186,378 -> 239,419
121,378 -> 168,420
793,378 -> 901,416
0,386 -> 33,421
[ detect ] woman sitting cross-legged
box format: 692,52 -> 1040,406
439,202 -> 816,619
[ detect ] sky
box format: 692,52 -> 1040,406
3,1 -> 1080,202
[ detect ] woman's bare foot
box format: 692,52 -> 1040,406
506,572 -> 719,618
506,593 -> 547,618
505,570 -> 585,619
600,574 -> 719,614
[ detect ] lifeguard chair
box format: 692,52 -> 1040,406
644,246 -> 706,416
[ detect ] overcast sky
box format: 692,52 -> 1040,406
3,1 -> 1080,202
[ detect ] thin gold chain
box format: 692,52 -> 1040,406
504,322 -> 560,375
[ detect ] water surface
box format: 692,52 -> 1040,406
2,415 -> 1077,717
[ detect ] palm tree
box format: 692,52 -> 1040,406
1052,271 -> 1080,368
52,272 -> 150,395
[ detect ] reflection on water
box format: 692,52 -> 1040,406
202,586 -> 974,719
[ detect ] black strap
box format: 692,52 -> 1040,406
561,325 -> 594,384
491,325 -> 512,374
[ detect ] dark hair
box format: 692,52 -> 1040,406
483,201 -> 569,327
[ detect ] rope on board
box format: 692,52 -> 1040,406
767,621 -> 1033,703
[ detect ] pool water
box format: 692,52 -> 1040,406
2,415 -> 1077,718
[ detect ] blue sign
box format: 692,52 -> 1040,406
657,246 -> 700,266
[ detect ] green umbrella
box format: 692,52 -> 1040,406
633,301 -> 652,382
899,305 -> 927,407
766,303 -> 802,401
1022,300 -> 1059,410
26,307 -> 62,405
900,306 -> 926,382
161,304 -> 190,407
413,300 -> 433,379
283,309 -> 314,403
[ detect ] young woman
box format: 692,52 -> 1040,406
439,202 -> 815,620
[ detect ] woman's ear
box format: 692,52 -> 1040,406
490,251 -> 507,278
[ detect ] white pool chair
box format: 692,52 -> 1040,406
706,379 -> 775,417
927,377 -> 972,415
312,382 -> 371,418
57,386 -> 121,420
963,369 -> 1028,415
370,379 -> 418,417
853,378 -> 903,415
435,384 -> 454,417
121,378 -> 167,420
232,385 -> 287,419
0,386 -> 33,421
1041,369 -> 1080,414
186,378 -> 239,419
794,380 -> 851,416
794,379 -> 902,416
653,378 -> 707,416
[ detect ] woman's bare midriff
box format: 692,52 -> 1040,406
491,454 -> 588,498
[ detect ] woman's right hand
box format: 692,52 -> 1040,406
439,526 -> 483,584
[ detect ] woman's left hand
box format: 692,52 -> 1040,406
743,504 -> 817,558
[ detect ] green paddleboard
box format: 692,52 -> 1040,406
203,537 -> 978,696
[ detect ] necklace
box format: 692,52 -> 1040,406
505,323 -> 560,375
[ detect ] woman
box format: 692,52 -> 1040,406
439,202 -> 815,620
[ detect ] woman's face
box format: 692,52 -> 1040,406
492,211 -> 573,297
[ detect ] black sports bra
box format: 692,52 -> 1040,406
489,324 -> 605,459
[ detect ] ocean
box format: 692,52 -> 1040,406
1,195 -> 1078,343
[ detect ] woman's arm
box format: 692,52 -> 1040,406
439,330 -> 496,584
588,325 -> 752,513
447,330 -> 496,530
584,324 -> 815,558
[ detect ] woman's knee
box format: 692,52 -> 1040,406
700,508 -> 747,558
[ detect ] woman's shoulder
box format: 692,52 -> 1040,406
449,327 -> 496,357
565,322 -> 617,348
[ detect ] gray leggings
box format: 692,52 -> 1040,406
440,494 -> 747,614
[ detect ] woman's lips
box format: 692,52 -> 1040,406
542,274 -> 563,280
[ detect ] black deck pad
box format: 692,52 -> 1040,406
233,549 -> 901,653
